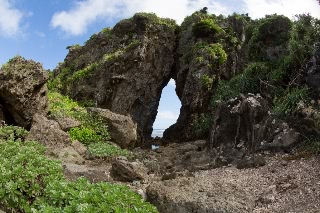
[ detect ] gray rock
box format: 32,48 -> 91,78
72,140 -> 87,156
87,107 -> 137,148
57,117 -> 81,131
57,146 -> 85,165
63,163 -> 111,183
26,114 -> 70,153
146,176 -> 254,213
110,157 -> 148,182
207,94 -> 300,164
0,56 -> 48,128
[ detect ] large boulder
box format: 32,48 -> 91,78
207,94 -> 300,163
110,157 -> 148,182
0,56 -> 48,128
26,113 -> 71,154
87,107 -> 138,148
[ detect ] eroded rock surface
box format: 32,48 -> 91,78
54,13 -> 177,141
110,157 -> 148,182
26,113 -> 70,154
207,94 -> 300,165
0,56 -> 48,128
146,175 -> 255,213
87,107 -> 138,148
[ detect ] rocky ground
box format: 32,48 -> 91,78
146,152 -> 320,213
60,140 -> 320,213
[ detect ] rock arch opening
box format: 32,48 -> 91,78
152,79 -> 181,138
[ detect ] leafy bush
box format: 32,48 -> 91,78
68,62 -> 98,82
247,14 -> 292,61
192,18 -> 224,38
192,113 -> 212,138
194,42 -> 227,69
212,62 -> 270,104
0,125 -> 28,141
88,142 -> 132,158
273,87 -> 310,118
201,74 -> 214,91
69,127 -> 102,145
0,136 -> 64,212
0,126 -> 157,212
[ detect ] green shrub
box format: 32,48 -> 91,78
201,74 -> 214,91
212,62 -> 270,104
48,91 -> 86,119
0,138 -> 64,212
273,87 -> 310,118
68,62 -> 98,82
192,113 -> 212,138
192,18 -> 224,38
194,42 -> 227,69
0,126 -> 157,212
69,127 -> 102,145
0,125 -> 28,141
88,142 -> 132,158
247,14 -> 292,61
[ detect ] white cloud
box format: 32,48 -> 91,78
243,0 -> 320,19
157,110 -> 179,120
0,0 -> 24,37
51,0 -> 231,36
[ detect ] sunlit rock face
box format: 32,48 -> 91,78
53,13 -> 178,143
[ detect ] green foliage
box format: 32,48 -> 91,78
103,50 -> 125,62
68,62 -> 98,82
304,137 -> 320,154
213,62 -> 270,103
203,43 -> 227,65
133,12 -> 177,30
0,126 -> 157,212
48,91 -> 86,119
286,14 -> 320,76
88,142 -> 132,158
0,125 -> 28,141
47,67 -> 72,91
69,127 -> 101,145
48,92 -> 132,159
273,87 -> 310,118
192,18 -> 224,38
247,14 -> 292,61
0,136 -> 64,212
201,74 -> 214,91
192,113 -> 212,138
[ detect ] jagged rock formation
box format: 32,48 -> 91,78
207,94 -> 300,165
53,13 -> 177,142
53,12 -> 251,142
0,56 -> 48,128
164,12 -> 249,140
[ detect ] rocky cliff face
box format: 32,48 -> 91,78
53,12 -> 250,143
164,12 -> 249,140
53,11 -> 306,144
52,13 -> 178,142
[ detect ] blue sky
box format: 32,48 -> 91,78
1,0 -> 319,129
